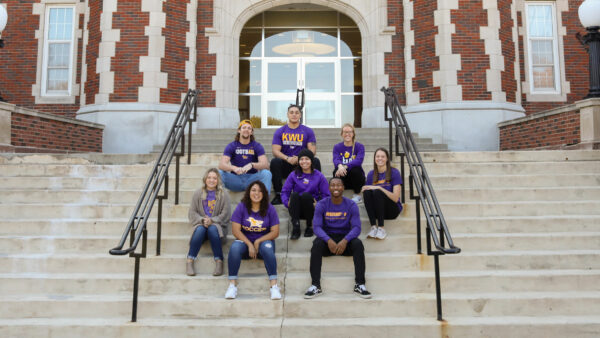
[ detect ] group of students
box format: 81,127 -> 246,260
186,104 -> 403,300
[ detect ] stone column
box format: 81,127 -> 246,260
576,98 -> 600,149
0,102 -> 14,147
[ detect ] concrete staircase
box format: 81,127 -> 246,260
152,128 -> 448,153
1,150 -> 600,337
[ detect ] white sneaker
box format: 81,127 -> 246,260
367,226 -> 378,238
270,285 -> 282,300
351,194 -> 362,203
225,284 -> 237,299
375,227 -> 387,239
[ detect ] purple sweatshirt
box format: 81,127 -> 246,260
281,170 -> 330,208
313,197 -> 362,242
332,142 -> 365,171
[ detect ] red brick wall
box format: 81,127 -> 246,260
412,0 -> 440,102
85,0 -> 103,105
453,0 -> 491,101
0,1 -> 81,116
11,112 -> 103,152
499,109 -> 580,150
196,0 -> 216,107
385,0 -> 405,104
110,1 -> 148,102
499,0 -> 517,103
161,0 -> 189,104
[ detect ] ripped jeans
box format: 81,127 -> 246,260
227,239 -> 277,280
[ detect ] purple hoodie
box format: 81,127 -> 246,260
332,142 -> 365,172
313,197 -> 362,242
281,170 -> 330,208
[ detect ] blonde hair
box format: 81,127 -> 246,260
340,123 -> 356,158
202,168 -> 223,194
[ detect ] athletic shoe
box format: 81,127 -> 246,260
304,285 -> 323,299
304,226 -> 313,237
271,194 -> 282,205
270,285 -> 282,300
290,219 -> 301,240
353,284 -> 372,299
367,226 -> 378,238
225,284 -> 237,299
351,194 -> 362,203
375,227 -> 387,239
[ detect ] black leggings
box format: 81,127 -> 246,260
270,157 -> 322,193
363,189 -> 401,227
332,166 -> 365,194
310,234 -> 365,287
288,192 -> 314,227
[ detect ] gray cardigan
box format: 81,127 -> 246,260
188,187 -> 231,238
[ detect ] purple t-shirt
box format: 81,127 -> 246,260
223,140 -> 265,174
280,170 -> 330,208
272,124 -> 317,157
332,142 -> 365,171
202,190 -> 216,217
366,167 -> 403,208
313,197 -> 362,242
231,202 -> 280,243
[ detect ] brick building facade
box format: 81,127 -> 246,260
0,0 -> 592,153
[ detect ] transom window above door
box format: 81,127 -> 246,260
239,7 -> 362,128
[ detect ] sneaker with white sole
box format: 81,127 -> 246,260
304,285 -> 323,299
270,285 -> 282,300
353,284 -> 372,299
225,284 -> 237,299
367,226 -> 378,238
351,194 -> 362,203
375,227 -> 387,239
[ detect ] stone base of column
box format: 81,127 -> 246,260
575,98 -> 600,149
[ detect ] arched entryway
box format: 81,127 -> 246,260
238,4 -> 362,128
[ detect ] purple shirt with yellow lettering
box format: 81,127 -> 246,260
223,140 -> 265,174
313,197 -> 361,242
272,124 -> 316,157
231,202 -> 280,243
202,190 -> 216,217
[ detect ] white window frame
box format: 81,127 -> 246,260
41,5 -> 76,97
524,2 -> 561,95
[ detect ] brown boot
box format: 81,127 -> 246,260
186,260 -> 195,276
213,259 -> 224,276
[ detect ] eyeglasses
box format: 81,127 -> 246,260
342,130 -> 353,134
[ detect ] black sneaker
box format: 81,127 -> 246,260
353,284 -> 372,299
304,285 -> 322,299
271,194 -> 282,205
304,226 -> 313,237
290,219 -> 301,240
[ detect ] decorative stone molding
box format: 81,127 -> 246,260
481,0 -> 506,102
433,0 -> 461,102
95,0 -> 119,104
139,0 -> 168,104
185,0 -> 198,101
404,0 -> 418,105
575,98 -> 600,149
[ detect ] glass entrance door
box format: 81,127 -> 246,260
263,58 -> 340,128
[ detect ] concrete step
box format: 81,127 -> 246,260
1,291 -> 598,319
2,250 -> 598,274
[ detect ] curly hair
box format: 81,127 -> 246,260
241,180 -> 269,217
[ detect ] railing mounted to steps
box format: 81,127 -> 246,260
109,89 -> 200,322
381,87 -> 461,321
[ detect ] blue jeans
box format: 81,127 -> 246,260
187,225 -> 224,261
227,239 -> 277,280
219,169 -> 272,193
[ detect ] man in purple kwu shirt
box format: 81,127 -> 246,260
303,177 -> 372,299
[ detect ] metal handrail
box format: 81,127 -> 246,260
381,87 -> 460,321
109,89 -> 199,322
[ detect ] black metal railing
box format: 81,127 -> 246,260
381,87 -> 461,321
109,89 -> 199,322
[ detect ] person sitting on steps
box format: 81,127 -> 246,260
225,181 -> 281,300
186,168 -> 231,277
332,123 -> 366,204
270,104 -> 321,205
281,148 -> 330,239
362,147 -> 403,240
304,177 -> 372,299
218,119 -> 272,193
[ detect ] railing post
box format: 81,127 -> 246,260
156,173 -> 168,256
434,253 -> 443,321
175,155 -> 180,205
400,154 -> 406,203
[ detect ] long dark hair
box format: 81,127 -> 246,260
241,180 -> 269,217
372,147 -> 392,184
234,120 -> 255,143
